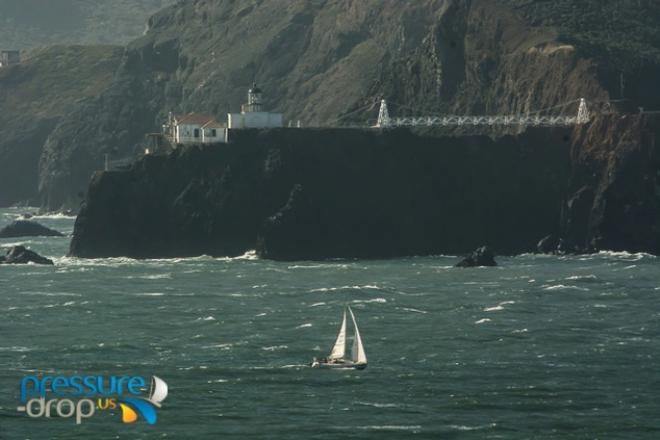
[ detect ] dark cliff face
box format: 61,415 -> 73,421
37,0 -> 622,211
69,128 -> 571,260
561,114 -> 660,254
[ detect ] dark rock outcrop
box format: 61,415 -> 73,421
559,114 -> 660,254
0,220 -> 64,238
0,246 -> 54,265
455,246 -> 497,267
69,127 -> 570,260
536,234 -> 559,254
256,184 -> 320,261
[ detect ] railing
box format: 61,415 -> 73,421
376,98 -> 591,128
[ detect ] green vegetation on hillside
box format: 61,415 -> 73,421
505,0 -> 660,72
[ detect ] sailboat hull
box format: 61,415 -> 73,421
312,361 -> 367,370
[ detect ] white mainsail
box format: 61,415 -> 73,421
328,309 -> 347,360
148,376 -> 168,408
348,307 -> 367,364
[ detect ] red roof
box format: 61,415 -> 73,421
174,113 -> 225,128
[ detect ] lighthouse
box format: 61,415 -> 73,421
228,83 -> 283,129
243,83 -> 263,112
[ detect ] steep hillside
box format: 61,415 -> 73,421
1,0 -> 659,211
36,0 -> 626,210
0,0 -> 176,49
503,0 -> 660,107
0,46 -> 122,206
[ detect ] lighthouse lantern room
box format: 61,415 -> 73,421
228,83 -> 283,129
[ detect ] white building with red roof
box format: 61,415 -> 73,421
166,112 -> 227,144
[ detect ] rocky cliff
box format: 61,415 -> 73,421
561,114 -> 660,254
69,128 -> 571,259
70,115 -> 660,259
0,46 -> 122,207
3,0 -> 660,258
36,0 -> 660,212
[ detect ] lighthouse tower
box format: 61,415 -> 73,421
228,83 -> 283,129
243,83 -> 263,112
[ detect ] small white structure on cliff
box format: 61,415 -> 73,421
165,112 -> 227,144
228,83 -> 283,129
0,50 -> 20,68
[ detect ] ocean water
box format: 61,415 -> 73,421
1,207 -> 660,439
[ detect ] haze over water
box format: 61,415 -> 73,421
1,208 -> 659,439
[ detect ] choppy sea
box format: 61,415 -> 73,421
1,207 -> 660,439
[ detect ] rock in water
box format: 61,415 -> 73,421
456,246 -> 497,268
0,220 -> 64,238
0,246 -> 54,265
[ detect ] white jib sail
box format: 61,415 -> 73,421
149,375 -> 168,408
329,309 -> 347,359
348,307 -> 367,364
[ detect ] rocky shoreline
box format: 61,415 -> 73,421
68,113 -> 660,261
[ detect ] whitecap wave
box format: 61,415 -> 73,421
55,251 -> 259,267
203,343 -> 233,350
565,274 -> 598,281
356,425 -> 422,432
196,316 -> 216,321
596,250 -> 655,260
20,291 -> 81,297
127,273 -> 173,280
484,301 -> 515,312
261,345 -> 288,351
0,346 -> 32,352
542,284 -> 589,291
399,307 -> 428,314
355,401 -> 401,408
288,264 -> 327,269
352,298 -> 387,304
228,250 -> 258,261
296,323 -> 313,329
310,285 -> 382,293
449,423 -> 497,431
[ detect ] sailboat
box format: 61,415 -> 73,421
311,306 -> 367,370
